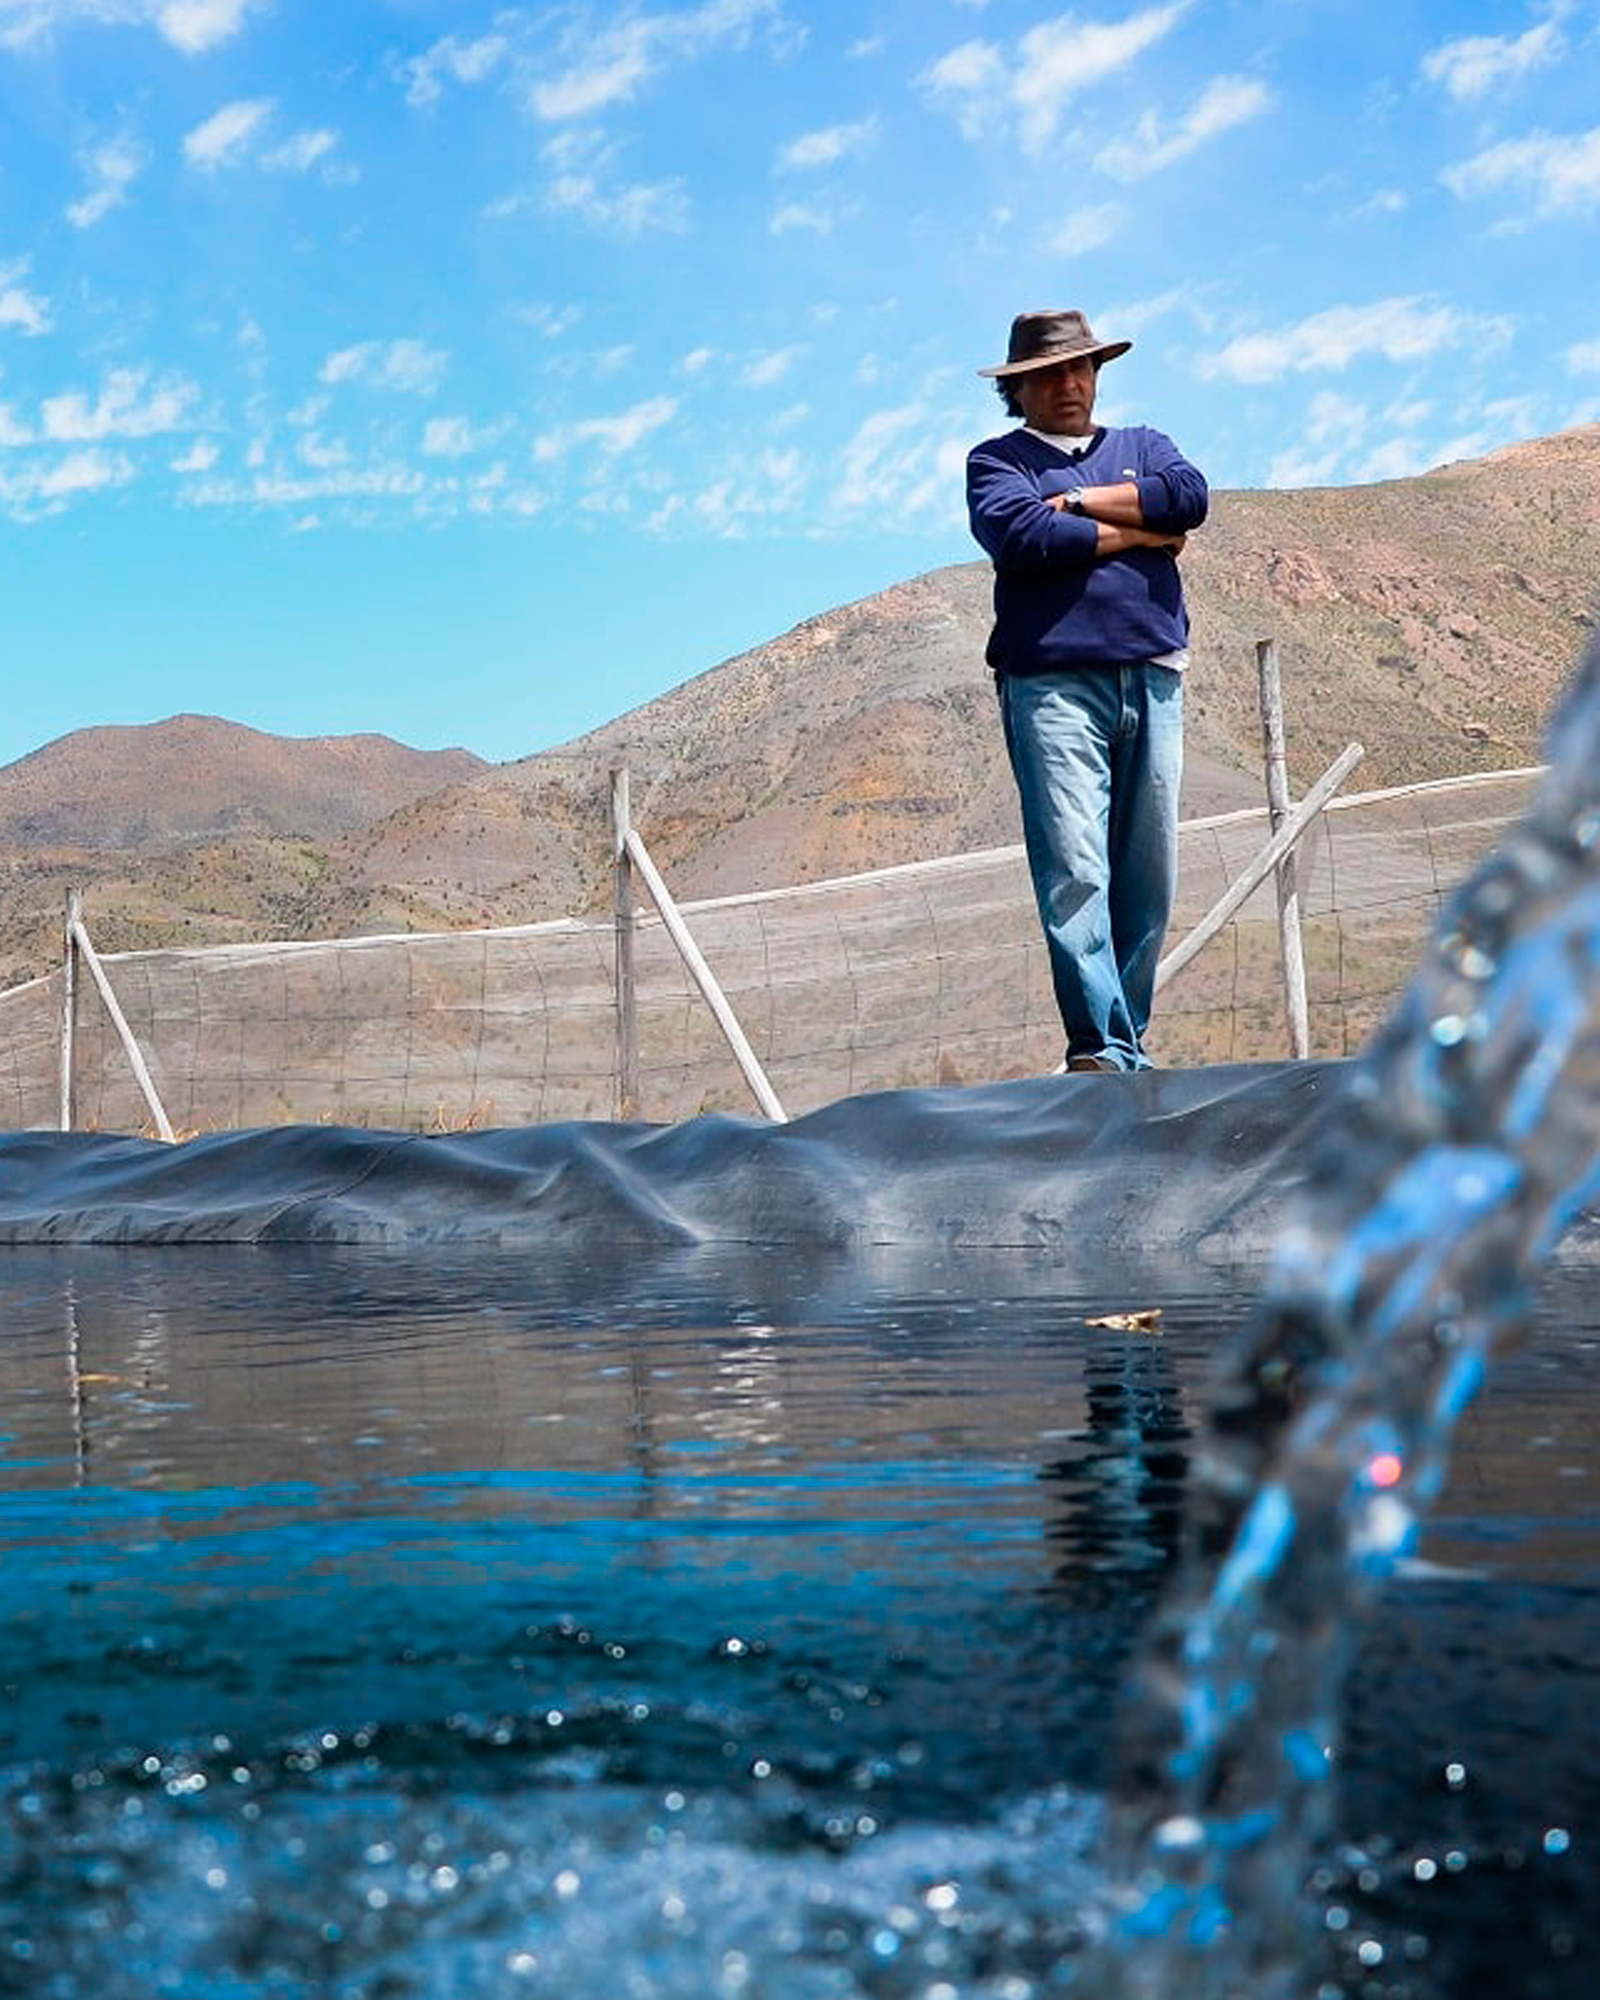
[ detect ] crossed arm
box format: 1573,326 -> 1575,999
1042,481 -> 1186,557
966,439 -> 1206,571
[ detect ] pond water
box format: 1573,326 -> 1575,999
0,1247 -> 1593,1998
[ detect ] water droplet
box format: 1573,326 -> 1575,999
1543,1827 -> 1571,1856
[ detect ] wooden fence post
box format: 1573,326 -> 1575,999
59,888 -> 80,1133
1256,638 -> 1312,1057
612,766 -> 640,1121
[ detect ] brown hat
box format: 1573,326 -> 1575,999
978,308 -> 1132,378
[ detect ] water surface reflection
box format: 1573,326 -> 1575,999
0,1249 -> 1593,1996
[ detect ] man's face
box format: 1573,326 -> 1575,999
1013,355 -> 1098,433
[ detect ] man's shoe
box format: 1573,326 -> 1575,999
1065,1054 -> 1120,1073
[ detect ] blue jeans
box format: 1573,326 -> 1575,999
999,665 -> 1184,1071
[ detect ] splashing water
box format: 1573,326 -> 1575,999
1088,624 -> 1600,1997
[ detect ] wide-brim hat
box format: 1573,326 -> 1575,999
978,309 -> 1132,378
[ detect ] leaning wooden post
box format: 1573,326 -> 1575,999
612,766 -> 640,1121
1256,638 -> 1311,1058
1157,742 -> 1364,992
621,823 -> 788,1122
67,907 -> 177,1143
59,888 -> 80,1132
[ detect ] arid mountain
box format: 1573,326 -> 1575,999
0,715 -> 485,851
0,719 -> 484,982
2,426 -> 1596,988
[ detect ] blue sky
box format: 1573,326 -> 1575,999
3,0 -> 1598,770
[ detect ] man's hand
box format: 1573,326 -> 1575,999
1095,524 -> 1186,558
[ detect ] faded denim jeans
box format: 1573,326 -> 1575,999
999,664 -> 1184,1071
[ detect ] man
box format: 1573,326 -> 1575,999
967,308 -> 1208,1073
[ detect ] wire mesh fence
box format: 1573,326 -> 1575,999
0,768 -> 1540,1135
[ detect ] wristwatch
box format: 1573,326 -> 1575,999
1063,487 -> 1087,514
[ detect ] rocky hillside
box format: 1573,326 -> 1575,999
0,720 -> 484,982
1,426 -> 1595,986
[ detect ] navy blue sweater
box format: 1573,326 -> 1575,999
966,423 -> 1208,675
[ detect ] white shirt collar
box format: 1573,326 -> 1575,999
1024,427 -> 1096,453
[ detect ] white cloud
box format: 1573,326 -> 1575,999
319,340 -> 448,394
919,38 -> 1008,136
1,447 -> 133,514
1047,201 -> 1123,255
679,344 -> 717,374
296,431 -> 350,469
1098,285 -> 1217,340
1422,15 -> 1565,102
422,416 -> 504,458
648,445 -> 809,537
0,0 -> 259,52
0,256 -> 51,335
1098,73 -> 1271,181
528,0 -> 782,121
542,130 -> 689,235
828,399 -> 972,523
261,128 -> 338,173
739,344 -> 805,387
1206,297 -> 1512,383
156,0 -> 258,50
188,463 -> 428,509
40,367 -> 198,440
67,130 -> 147,227
172,438 -> 219,473
0,400 -> 33,445
1443,124 -> 1600,217
922,4 -> 1189,155
776,114 -> 879,172
1357,436 -> 1447,482
400,29 -> 511,109
513,301 -> 584,340
183,98 -> 273,171
770,199 -> 837,235
674,451 -> 806,535
1568,339 -> 1600,373
1262,387 -> 1545,490
1264,389 -> 1369,487
533,393 -> 678,461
